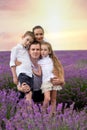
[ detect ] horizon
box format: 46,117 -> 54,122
0,50 -> 87,53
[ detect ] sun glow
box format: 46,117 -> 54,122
0,0 -> 87,51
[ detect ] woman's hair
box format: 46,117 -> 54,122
32,25 -> 44,34
41,42 -> 64,79
22,31 -> 35,39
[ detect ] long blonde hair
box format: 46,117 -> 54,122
41,42 -> 64,81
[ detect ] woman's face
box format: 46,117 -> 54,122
33,28 -> 44,42
29,44 -> 41,60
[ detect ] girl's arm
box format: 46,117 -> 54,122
32,64 -> 42,76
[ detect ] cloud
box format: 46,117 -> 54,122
74,0 -> 87,12
0,32 -> 12,38
0,32 -> 20,51
0,0 -> 28,11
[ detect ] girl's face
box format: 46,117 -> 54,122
29,44 -> 41,60
22,35 -> 34,48
41,44 -> 50,58
33,28 -> 44,42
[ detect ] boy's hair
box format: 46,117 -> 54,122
32,25 -> 44,34
22,31 -> 35,39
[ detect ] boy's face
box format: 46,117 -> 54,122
23,35 -> 34,48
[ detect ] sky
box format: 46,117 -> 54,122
0,0 -> 87,51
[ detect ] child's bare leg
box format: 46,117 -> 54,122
25,91 -> 32,102
42,91 -> 50,113
25,91 -> 33,111
22,83 -> 33,111
50,90 -> 57,116
17,82 -> 22,91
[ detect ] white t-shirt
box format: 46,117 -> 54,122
38,55 -> 54,83
10,44 -> 32,77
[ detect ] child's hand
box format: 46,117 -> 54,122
15,60 -> 22,66
17,82 -> 30,93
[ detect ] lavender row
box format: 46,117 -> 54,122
0,90 -> 87,130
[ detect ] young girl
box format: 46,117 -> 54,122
37,42 -> 64,115
10,31 -> 34,102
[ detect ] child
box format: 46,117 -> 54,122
9,31 -> 34,102
38,42 -> 64,115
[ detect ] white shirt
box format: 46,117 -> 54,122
38,55 -> 54,83
10,44 -> 32,77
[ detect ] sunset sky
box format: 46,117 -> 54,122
0,0 -> 87,51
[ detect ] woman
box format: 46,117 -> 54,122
32,26 -> 65,115
32,25 -> 64,85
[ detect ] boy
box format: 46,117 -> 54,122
10,31 -> 34,102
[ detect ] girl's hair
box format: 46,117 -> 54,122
41,42 -> 64,79
22,31 -> 35,39
32,25 -> 44,34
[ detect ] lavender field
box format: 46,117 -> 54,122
55,50 -> 87,81
0,50 -> 87,130
0,50 -> 87,85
